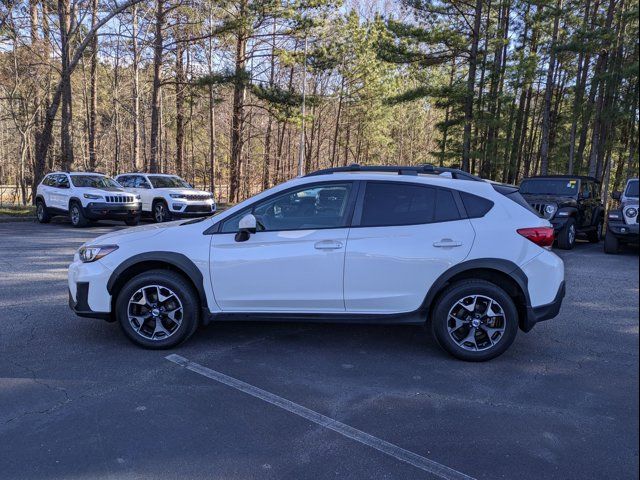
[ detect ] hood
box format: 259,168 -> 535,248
521,194 -> 577,207
161,188 -> 212,197
83,186 -> 130,196
86,220 -> 183,246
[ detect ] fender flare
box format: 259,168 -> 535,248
106,251 -> 208,310
420,258 -> 531,313
592,205 -> 605,225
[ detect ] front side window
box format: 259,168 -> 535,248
71,175 -> 119,188
360,182 -> 436,227
117,176 -> 133,187
43,175 -> 56,187
148,175 -> 190,189
221,183 -> 353,233
580,181 -> 591,199
57,174 -> 70,188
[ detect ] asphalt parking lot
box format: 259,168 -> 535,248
1,220 -> 638,480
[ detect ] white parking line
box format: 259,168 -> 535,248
165,354 -> 476,480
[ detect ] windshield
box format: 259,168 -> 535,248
71,175 -> 120,188
625,180 -> 639,198
519,179 -> 579,196
148,175 -> 191,189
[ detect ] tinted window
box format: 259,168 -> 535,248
625,180 -> 639,198
71,175 -> 119,188
135,176 -> 151,188
361,183 -> 436,227
519,178 -> 579,196
460,192 -> 494,218
221,183 -> 353,233
117,176 -> 133,187
57,174 -> 70,189
148,175 -> 190,188
434,189 -> 460,222
580,181 -> 591,199
43,175 -> 56,186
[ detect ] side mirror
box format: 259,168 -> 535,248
235,214 -> 257,242
612,191 -> 621,201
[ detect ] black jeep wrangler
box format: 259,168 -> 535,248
519,175 -> 605,250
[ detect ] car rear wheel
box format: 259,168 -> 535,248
69,202 -> 88,227
36,200 -> 51,223
116,269 -> 199,349
604,231 -> 620,254
557,218 -> 576,250
430,280 -> 518,361
587,219 -> 603,243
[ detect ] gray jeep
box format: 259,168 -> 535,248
605,178 -> 639,254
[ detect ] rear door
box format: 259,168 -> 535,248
135,176 -> 154,211
344,182 -> 475,314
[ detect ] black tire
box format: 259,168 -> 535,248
69,201 -> 88,227
124,216 -> 140,227
36,199 -> 51,223
604,231 -> 620,254
152,200 -> 171,223
587,218 -> 604,243
116,269 -> 199,349
556,218 -> 576,250
430,280 -> 519,362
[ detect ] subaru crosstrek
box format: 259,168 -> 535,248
68,165 -> 565,361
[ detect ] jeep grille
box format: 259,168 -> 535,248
529,202 -> 553,219
105,195 -> 135,204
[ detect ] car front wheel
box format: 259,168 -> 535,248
153,201 -> 171,223
557,218 -> 576,250
116,269 -> 199,348
604,231 -> 620,254
430,280 -> 519,361
69,202 -> 88,227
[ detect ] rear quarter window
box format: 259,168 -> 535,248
460,192 -> 494,218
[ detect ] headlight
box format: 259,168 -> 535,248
544,204 -> 557,217
83,193 -> 102,200
78,245 -> 119,263
608,211 -> 622,220
170,194 -> 186,199
626,207 -> 638,218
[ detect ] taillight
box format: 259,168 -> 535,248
517,227 -> 555,248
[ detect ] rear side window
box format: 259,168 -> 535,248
460,192 -> 494,218
434,189 -> 461,222
117,176 -> 133,187
361,183 -> 436,227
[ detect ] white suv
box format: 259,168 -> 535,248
36,172 -> 142,227
68,165 -> 565,361
115,173 -> 215,223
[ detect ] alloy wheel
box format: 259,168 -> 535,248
447,295 -> 507,352
70,206 -> 80,225
37,203 -> 44,221
127,285 -> 183,341
154,204 -> 165,223
568,224 -> 576,245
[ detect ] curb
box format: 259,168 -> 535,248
0,216 -> 37,223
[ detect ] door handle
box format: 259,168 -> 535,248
314,240 -> 343,250
433,239 -> 463,248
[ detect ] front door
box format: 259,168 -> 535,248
209,182 -> 356,312
344,182 -> 475,313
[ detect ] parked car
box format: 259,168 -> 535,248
605,178 -> 639,254
36,172 -> 142,227
519,175 -> 604,249
115,173 -> 215,223
69,164 -> 565,361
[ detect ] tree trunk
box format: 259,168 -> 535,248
87,0 -> 98,170
131,3 -> 140,171
175,34 -> 185,176
229,2 -> 247,202
58,0 -> 74,170
462,0 -> 483,172
149,0 -> 164,173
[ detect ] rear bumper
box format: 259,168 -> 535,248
523,281 -> 565,332
83,202 -> 141,220
69,283 -> 112,321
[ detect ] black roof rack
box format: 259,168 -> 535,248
305,164 -> 481,181
526,174 -> 599,182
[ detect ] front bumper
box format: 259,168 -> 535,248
69,284 -> 111,321
523,281 -> 565,332
550,217 -> 570,233
607,220 -> 639,241
168,200 -> 216,217
84,202 -> 142,220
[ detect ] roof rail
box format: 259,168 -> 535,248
305,164 -> 481,181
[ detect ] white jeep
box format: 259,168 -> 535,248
36,172 -> 142,227
115,173 -> 215,223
